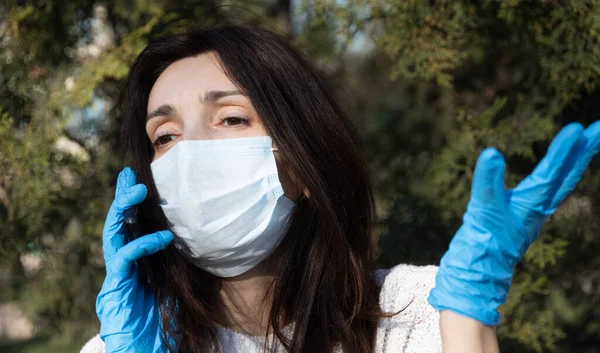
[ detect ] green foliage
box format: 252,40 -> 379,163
374,1 -> 474,87
491,0 -> 600,102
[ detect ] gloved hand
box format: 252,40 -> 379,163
96,167 -> 174,352
428,121 -> 600,326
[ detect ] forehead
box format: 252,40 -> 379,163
147,53 -> 238,110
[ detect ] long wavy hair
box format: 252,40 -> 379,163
122,24 -> 382,353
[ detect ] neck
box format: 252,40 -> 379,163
218,256 -> 278,336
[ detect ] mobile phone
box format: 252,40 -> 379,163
124,206 -> 141,242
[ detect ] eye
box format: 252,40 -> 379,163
221,116 -> 248,127
153,134 -> 176,148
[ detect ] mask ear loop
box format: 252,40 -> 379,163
270,147 -> 304,200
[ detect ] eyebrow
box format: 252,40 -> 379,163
146,90 -> 246,122
146,104 -> 175,121
199,90 -> 245,103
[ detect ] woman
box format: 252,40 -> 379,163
81,24 -> 600,353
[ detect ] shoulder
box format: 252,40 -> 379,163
374,264 -> 438,293
80,333 -> 105,353
375,263 -> 438,317
374,264 -> 441,353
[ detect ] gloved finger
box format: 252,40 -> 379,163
513,123 -> 584,203
115,167 -> 136,198
102,168 -> 148,261
114,168 -> 147,212
109,231 -> 174,274
551,120 -> 600,208
469,148 -> 506,208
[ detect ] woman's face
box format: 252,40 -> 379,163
146,53 -> 299,200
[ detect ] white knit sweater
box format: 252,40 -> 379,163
80,264 -> 441,353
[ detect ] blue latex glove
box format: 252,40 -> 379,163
428,121 -> 600,326
96,168 -> 174,352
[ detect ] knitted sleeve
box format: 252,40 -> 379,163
374,264 -> 442,353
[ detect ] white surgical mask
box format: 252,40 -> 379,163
150,136 -> 295,277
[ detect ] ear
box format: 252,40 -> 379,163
301,186 -> 311,199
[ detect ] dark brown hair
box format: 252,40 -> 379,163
122,24 -> 382,353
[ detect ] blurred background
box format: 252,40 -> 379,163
0,1 -> 599,352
